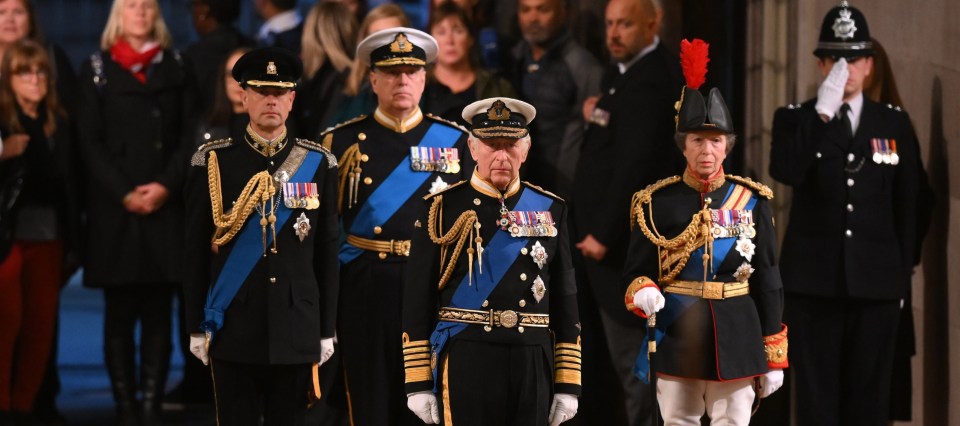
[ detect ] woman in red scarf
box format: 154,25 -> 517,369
75,0 -> 195,424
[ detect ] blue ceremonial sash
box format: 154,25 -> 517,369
633,184 -> 759,383
200,150 -> 324,336
339,123 -> 461,263
428,187 -> 554,391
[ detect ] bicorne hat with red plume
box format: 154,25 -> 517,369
674,39 -> 734,134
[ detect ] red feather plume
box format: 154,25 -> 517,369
679,39 -> 710,90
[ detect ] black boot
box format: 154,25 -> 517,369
104,338 -> 138,426
139,335 -> 171,426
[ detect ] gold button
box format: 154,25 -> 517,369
358,133 -> 367,141
374,226 -> 383,235
518,326 -> 525,333
378,252 -> 388,260
364,177 -> 373,185
361,154 -> 369,162
482,300 -> 489,307
704,197 -> 713,205
520,248 -> 528,255
269,277 -> 277,284
473,198 -> 481,205
519,300 -> 526,308
520,273 -> 527,281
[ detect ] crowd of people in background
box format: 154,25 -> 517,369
0,0 -> 930,425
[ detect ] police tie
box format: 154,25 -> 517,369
839,103 -> 853,144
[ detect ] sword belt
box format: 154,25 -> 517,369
438,307 -> 550,329
664,280 -> 750,300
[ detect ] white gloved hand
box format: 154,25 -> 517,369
189,333 -> 209,366
547,393 -> 579,426
758,369 -> 784,398
319,337 -> 335,365
633,287 -> 665,317
815,58 -> 849,119
406,391 -> 440,424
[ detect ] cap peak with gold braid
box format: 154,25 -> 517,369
462,97 -> 536,139
357,27 -> 438,68
232,47 -> 301,89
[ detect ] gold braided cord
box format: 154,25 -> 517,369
206,151 -> 276,247
337,143 -> 362,213
426,195 -> 478,290
725,174 -> 774,199
631,176 -> 714,283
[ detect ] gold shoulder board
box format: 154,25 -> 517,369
425,113 -> 470,134
725,175 -> 774,199
296,138 -> 338,169
191,138 -> 233,167
521,181 -> 565,203
423,180 -> 467,200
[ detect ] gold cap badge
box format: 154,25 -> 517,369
487,100 -> 510,121
389,33 -> 414,53
267,61 -> 277,75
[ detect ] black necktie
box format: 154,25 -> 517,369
839,103 -> 853,141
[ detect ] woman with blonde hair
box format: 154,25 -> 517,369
296,0 -> 357,138
76,0 -> 195,423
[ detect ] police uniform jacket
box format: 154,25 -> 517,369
401,175 -> 582,396
76,48 -> 196,287
623,172 -> 786,380
770,97 -> 923,300
183,128 -> 340,365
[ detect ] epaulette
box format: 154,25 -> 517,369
191,138 -> 233,166
425,113 -> 469,134
785,103 -> 801,110
884,103 -> 904,112
296,138 -> 337,169
630,176 -> 681,229
319,114 -> 367,137
521,181 -> 565,203
423,180 -> 467,200
726,174 -> 774,199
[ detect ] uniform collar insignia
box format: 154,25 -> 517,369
470,170 -> 521,199
682,166 -> 726,194
374,107 -> 423,133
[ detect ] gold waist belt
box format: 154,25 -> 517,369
438,307 -> 550,330
346,234 -> 411,257
664,280 -> 750,300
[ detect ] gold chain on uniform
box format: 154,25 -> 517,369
427,195 -> 483,289
244,124 -> 288,157
631,176 -> 714,283
206,150 -> 278,255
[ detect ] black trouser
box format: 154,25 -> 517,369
786,294 -> 899,426
103,285 -> 174,420
439,339 -> 551,426
210,359 -> 311,426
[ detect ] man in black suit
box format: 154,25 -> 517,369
184,48 -> 339,425
770,2 -> 928,424
572,0 -> 683,424
253,0 -> 303,53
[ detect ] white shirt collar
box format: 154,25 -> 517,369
617,36 -> 659,74
844,92 -> 864,135
258,10 -> 302,40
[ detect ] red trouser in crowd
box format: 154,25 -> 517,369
0,241 -> 62,412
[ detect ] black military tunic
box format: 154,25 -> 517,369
623,171 -> 786,381
401,174 -> 582,425
325,108 -> 471,425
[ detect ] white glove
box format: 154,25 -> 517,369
815,58 -> 849,119
758,369 -> 784,398
319,337 -> 335,365
189,333 -> 209,366
406,391 -> 440,424
548,393 -> 578,426
633,287 -> 665,317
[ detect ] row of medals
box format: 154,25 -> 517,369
499,210 -> 558,238
409,147 -> 461,174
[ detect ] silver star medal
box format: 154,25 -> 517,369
294,212 -> 311,242
735,236 -> 756,261
531,275 -> 546,303
530,241 -> 548,269
429,176 -> 449,194
734,262 -> 755,283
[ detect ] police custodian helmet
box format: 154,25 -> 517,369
813,0 -> 873,59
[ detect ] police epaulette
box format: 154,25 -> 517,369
884,103 -> 904,112
423,180 -> 467,200
425,113 -> 469,134
726,175 -> 774,199
319,114 -> 368,136
296,138 -> 338,168
522,181 -> 565,203
191,138 -> 233,166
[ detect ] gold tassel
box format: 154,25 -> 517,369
474,222 -> 483,275
260,199 -> 268,257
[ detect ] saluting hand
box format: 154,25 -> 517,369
815,58 -> 849,120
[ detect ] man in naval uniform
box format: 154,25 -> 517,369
770,2 -> 928,424
624,39 -> 787,425
401,98 -> 581,426
322,27 -> 472,425
183,47 -> 340,425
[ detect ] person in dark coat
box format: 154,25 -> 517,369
75,0 -> 196,423
401,97 -> 581,426
624,39 -> 786,424
324,27 -> 472,426
183,47 -> 339,426
253,0 -> 303,53
572,0 -> 684,424
769,2 -> 929,425
184,0 -> 251,120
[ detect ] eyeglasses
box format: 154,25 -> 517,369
13,69 -> 48,80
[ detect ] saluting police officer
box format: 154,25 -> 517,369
624,39 -> 787,425
183,47 -> 340,425
401,98 -> 581,426
770,2 -> 928,424
322,27 -> 472,426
